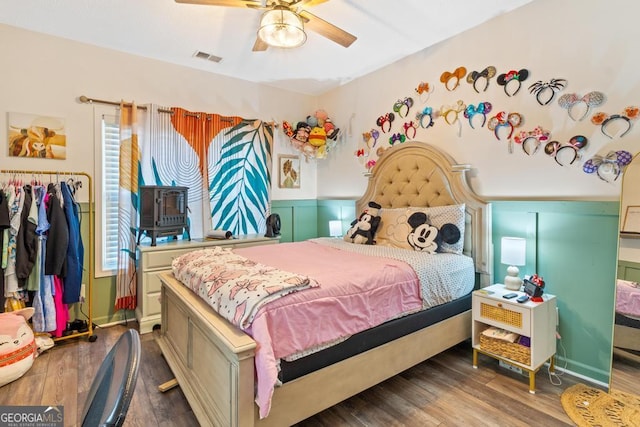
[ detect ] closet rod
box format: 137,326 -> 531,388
77,95 -> 276,126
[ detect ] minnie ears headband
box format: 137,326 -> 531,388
441,66 -> 497,93
496,69 -> 529,97
591,106 -> 639,139
558,91 -> 606,121
583,150 -> 632,182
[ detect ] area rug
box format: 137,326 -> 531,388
561,383 -> 640,426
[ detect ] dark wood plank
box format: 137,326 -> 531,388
3,324 -> 633,427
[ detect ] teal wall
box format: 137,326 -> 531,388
271,199 -> 318,243
271,199 -> 356,242
492,201 -> 619,384
317,199 -> 356,237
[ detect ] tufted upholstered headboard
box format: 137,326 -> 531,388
356,141 -> 493,286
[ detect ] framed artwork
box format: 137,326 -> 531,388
278,155 -> 300,188
8,112 -> 67,159
622,205 -> 640,234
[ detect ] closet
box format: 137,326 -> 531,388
1,169 -> 96,343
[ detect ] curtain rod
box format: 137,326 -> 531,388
77,95 -> 275,126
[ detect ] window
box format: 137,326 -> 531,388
101,114 -> 120,272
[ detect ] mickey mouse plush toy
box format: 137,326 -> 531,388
344,201 -> 382,245
406,211 -> 461,254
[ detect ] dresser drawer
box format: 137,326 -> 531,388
143,271 -> 166,294
146,291 -> 162,316
142,248 -> 199,269
472,296 -> 531,336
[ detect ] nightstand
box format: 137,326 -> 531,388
472,284 -> 557,393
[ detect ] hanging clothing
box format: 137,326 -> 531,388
0,190 -> 10,313
25,186 -> 41,293
44,183 -> 68,277
5,185 -> 24,295
34,189 -> 56,333
61,181 -> 83,304
51,275 -> 68,338
15,184 -> 38,286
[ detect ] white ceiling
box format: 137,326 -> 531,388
0,0 -> 533,96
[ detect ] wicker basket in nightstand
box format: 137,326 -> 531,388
479,334 -> 531,365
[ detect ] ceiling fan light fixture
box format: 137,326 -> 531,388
258,6 -> 307,48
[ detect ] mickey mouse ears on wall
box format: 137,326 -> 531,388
440,67 -> 467,91
496,69 -> 529,96
466,66 -> 496,93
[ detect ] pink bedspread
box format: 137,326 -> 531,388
616,280 -> 640,318
235,240 -> 423,418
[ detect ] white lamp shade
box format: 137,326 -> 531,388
258,7 -> 307,48
329,220 -> 342,237
501,237 -> 526,266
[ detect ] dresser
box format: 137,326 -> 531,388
136,234 -> 279,334
472,284 -> 557,393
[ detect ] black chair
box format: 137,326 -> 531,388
81,329 -> 141,427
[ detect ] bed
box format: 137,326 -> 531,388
156,141 -> 492,426
614,279 -> 640,361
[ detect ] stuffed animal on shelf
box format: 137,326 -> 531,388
344,201 -> 382,245
0,307 -> 37,387
308,127 -> 327,147
406,211 -> 461,254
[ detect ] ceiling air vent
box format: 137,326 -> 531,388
193,50 -> 222,63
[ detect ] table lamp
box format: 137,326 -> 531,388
501,237 -> 526,291
329,220 -> 343,238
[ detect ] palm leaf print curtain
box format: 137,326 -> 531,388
170,109 -> 273,235
208,119 -> 273,234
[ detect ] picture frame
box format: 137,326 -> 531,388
622,205 -> 640,234
8,112 -> 67,159
278,155 -> 300,188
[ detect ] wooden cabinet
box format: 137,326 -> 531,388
136,235 -> 279,334
472,284 -> 557,393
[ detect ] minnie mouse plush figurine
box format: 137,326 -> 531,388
344,201 -> 382,245
406,211 -> 461,254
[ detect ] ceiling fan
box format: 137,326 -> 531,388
175,0 -> 357,51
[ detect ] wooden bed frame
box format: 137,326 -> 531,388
156,142 -> 492,426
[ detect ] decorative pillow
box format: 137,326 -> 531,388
343,201 -> 382,245
375,204 -> 465,254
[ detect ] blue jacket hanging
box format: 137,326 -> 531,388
61,181 -> 84,304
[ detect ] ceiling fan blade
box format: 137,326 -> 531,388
174,0 -> 262,7
252,36 -> 269,51
298,10 -> 356,48
296,0 -> 331,7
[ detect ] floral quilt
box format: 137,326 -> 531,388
171,246 -> 317,329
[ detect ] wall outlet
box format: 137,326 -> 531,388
499,360 -> 523,375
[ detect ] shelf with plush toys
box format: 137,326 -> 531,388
282,109 -> 341,160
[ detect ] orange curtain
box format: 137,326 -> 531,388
169,107 -> 241,178
114,101 -> 139,311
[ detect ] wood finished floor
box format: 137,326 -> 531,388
1,322 -> 637,426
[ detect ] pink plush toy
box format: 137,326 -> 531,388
0,307 -> 36,387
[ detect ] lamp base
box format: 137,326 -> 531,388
504,265 -> 523,291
